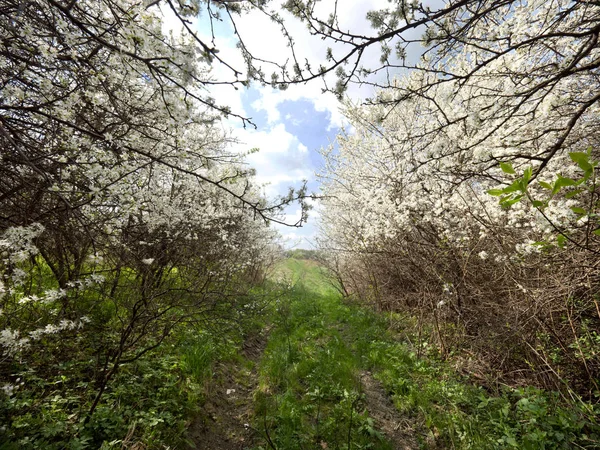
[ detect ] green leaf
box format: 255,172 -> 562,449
500,194 -> 523,208
569,152 -> 593,172
552,176 -> 578,195
565,189 -> 584,199
557,234 -> 567,248
504,179 -> 524,194
539,181 -> 553,190
487,189 -> 504,196
531,200 -> 545,208
523,167 -> 533,183
570,206 -> 587,215
500,162 -> 516,174
593,229 -> 600,236
569,151 -> 589,163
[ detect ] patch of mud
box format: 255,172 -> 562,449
187,330 -> 268,450
360,371 -> 419,450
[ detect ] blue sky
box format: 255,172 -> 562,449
196,1 -> 392,249
239,87 -> 341,249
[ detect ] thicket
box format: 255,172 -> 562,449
0,0 -> 293,446
317,0 -> 600,405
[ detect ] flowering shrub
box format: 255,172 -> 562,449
318,0 -> 600,397
0,1 -> 286,446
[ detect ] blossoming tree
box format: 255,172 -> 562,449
315,0 -> 600,396
0,0 -> 294,443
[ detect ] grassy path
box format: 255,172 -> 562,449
250,258 -> 416,450
188,329 -> 266,449
189,258 -> 599,450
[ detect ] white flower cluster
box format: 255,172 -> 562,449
0,329 -> 30,356
28,319 -> 88,341
0,224 -> 44,267
0,316 -> 91,357
319,0 -> 599,296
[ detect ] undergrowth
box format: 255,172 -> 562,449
5,257 -> 597,449
253,258 -> 600,449
0,324 -> 244,449
343,304 -> 600,449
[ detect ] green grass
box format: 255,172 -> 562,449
268,257 -> 336,297
8,256 -> 595,449
252,258 -> 600,450
254,275 -> 393,449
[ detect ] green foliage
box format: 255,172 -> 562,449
1,347 -> 193,448
0,325 -> 246,449
0,259 -> 253,449
254,273 -> 393,449
341,303 -> 600,449
256,259 -> 600,449
489,149 -> 600,248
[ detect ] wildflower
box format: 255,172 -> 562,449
1,384 -> 15,397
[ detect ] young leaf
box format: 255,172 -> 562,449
487,189 -> 504,196
504,179 -> 524,194
539,181 -> 553,190
523,167 -> 533,183
569,152 -> 593,172
557,234 -> 567,248
500,194 -> 523,208
570,206 -> 587,215
500,162 -> 516,174
565,189 -> 584,199
552,176 -> 578,195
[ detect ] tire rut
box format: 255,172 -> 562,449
359,370 -> 419,450
187,330 -> 268,450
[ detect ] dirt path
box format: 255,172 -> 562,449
359,371 -> 418,449
187,331 -> 267,450
186,257 -> 418,450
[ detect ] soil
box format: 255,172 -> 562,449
359,371 -> 419,450
186,330 -> 267,450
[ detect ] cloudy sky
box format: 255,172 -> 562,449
182,0 -> 420,249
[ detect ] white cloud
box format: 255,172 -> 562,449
210,0 -> 396,130
274,207 -> 318,250
251,85 -> 346,130
231,123 -> 312,196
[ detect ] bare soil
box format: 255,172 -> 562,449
186,331 -> 267,450
359,371 -> 419,450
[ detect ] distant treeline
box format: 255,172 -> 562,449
284,249 -> 323,260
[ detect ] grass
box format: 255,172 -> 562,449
254,265 -> 393,449
9,256 -> 594,449
251,257 -> 600,450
